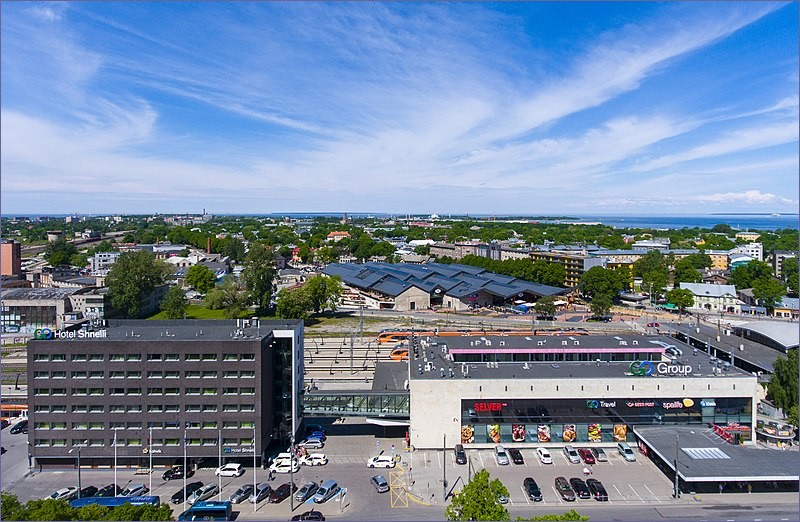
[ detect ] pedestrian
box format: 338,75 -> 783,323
268,470 -> 274,481
719,482 -> 724,494
747,483 -> 752,494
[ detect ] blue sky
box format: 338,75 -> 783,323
1,1 -> 797,215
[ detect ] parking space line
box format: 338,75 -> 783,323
643,484 -> 661,503
520,486 -> 530,505
629,484 -> 645,503
423,451 -> 428,469
478,451 -> 484,469
437,451 -> 441,469
613,484 -> 629,503
551,485 -> 563,504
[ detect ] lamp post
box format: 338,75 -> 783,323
148,427 -> 153,493
218,430 -> 222,501
113,428 -> 118,497
674,432 -> 680,499
253,427 -> 257,513
442,434 -> 447,501
68,440 -> 87,498
289,435 -> 295,512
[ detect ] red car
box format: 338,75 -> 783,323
647,322 -> 660,327
577,448 -> 596,465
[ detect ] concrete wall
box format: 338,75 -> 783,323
394,286 -> 431,311
409,375 -> 758,450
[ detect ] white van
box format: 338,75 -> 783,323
617,442 -> 637,462
563,445 -> 580,464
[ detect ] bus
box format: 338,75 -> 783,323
177,501 -> 233,521
1,404 -> 28,424
71,496 -> 161,508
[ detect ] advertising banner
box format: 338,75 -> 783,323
587,423 -> 602,442
461,425 -> 474,444
488,424 -> 500,443
537,425 -> 551,443
512,424 -> 526,442
613,424 -> 627,442
562,424 -> 577,443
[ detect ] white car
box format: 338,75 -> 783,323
300,453 -> 328,466
367,455 -> 396,468
536,448 -> 553,464
214,463 -> 244,477
47,487 -> 79,501
270,458 -> 301,474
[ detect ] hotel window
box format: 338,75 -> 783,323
223,354 -> 238,361
50,371 -> 66,379
33,354 -> 49,362
51,354 -> 66,362
239,437 -> 254,445
185,354 -> 201,361
240,354 -> 255,361
71,354 -> 88,361
223,404 -> 239,412
201,354 -> 217,361
202,371 -> 217,378
73,388 -> 88,396
110,371 -> 125,379
164,421 -> 179,429
165,387 -> 179,395
185,371 -> 201,378
223,421 -> 238,429
126,371 -> 141,378
127,388 -> 141,396
34,371 -> 49,379
89,354 -> 104,362
240,420 -> 255,429
151,438 -> 163,447
51,422 -> 67,430
34,405 -> 50,413
35,440 -> 50,447
164,354 -> 179,362
202,438 -> 218,446
127,422 -> 142,430
35,422 -> 50,430
164,438 -> 180,446
240,371 -> 255,378
240,388 -> 255,395
88,422 -> 104,430
148,421 -> 162,429
52,405 -> 66,413
185,421 -> 200,429
53,387 -> 66,395
110,405 -> 125,413
88,439 -> 104,447
34,389 -> 49,396
110,354 -> 125,362
52,439 -> 67,447
110,422 -> 125,430
223,371 -> 238,378
223,388 -> 238,395
127,439 -> 142,446
88,388 -> 103,396
89,371 -> 104,379
222,438 -> 238,446
165,371 -> 180,379
127,405 -> 142,413
147,354 -> 163,361
164,405 -> 180,413
126,354 -> 141,362
202,388 -> 217,395
201,405 -> 217,413
148,405 -> 164,413
186,388 -> 200,395
148,371 -> 163,379
240,404 -> 255,412
148,388 -> 163,396
185,405 -> 201,412
89,405 -> 104,413
187,438 -> 201,446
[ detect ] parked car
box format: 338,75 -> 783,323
47,487 -> 79,501
307,430 -> 327,442
569,477 -> 591,499
586,478 -> 609,501
536,447 -> 553,464
523,477 -> 543,502
305,424 -> 327,436
367,455 -> 396,468
617,442 -> 637,462
370,474 -> 389,493
248,483 -> 272,504
215,463 -> 245,477
298,438 -> 325,449
590,448 -> 608,462
295,482 -> 319,503
300,453 -> 328,466
497,493 -> 509,504
494,445 -> 510,466
162,465 -> 194,481
554,477 -> 576,502
9,420 -> 28,434
269,482 -> 297,503
121,484 -> 149,497
647,322 -> 660,327
271,458 -> 301,473
577,448 -> 596,465
79,486 -> 98,498
188,483 -> 219,505
312,480 -> 340,504
172,481 -> 204,504
227,484 -> 254,504
96,484 -> 122,498
0,419 -> 8,430
563,445 -> 581,464
290,511 -> 326,521
508,448 -> 524,465
454,444 -> 467,465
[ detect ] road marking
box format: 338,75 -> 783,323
629,484 -> 645,503
613,484 -> 629,503
523,458 -> 528,467
423,451 -> 428,469
437,451 -> 441,469
643,484 -> 661,503
478,452 -> 484,469
520,486 -> 530,505
551,485 -> 564,504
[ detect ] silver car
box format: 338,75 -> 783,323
370,475 -> 389,493
295,482 -> 319,503
187,483 -> 219,505
248,482 -> 272,504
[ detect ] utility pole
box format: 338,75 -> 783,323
359,306 -> 364,342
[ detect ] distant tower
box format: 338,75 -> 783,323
342,213 -> 348,224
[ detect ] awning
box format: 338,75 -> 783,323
554,300 -> 568,306
366,417 -> 410,427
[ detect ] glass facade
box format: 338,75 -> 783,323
1,305 -> 57,331
460,397 -> 751,444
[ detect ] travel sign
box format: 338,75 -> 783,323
629,360 -> 692,377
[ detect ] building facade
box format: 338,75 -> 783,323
27,319 -> 304,469
1,239 -> 22,277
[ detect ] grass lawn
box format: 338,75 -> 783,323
146,305 -> 271,320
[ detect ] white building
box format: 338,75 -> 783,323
679,283 -> 744,313
90,252 -> 121,276
730,243 -> 763,261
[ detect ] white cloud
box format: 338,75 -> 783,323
692,190 -> 794,205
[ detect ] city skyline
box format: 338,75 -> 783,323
1,2 -> 798,215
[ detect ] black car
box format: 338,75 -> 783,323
554,477 -> 576,502
508,448 -> 524,465
171,481 -> 204,504
9,419 -> 27,434
290,511 -> 326,521
162,465 -> 194,481
79,486 -> 98,499
454,444 -> 467,465
268,482 -> 297,503
523,477 -> 543,502
586,478 -> 609,501
569,477 -> 591,500
1,419 -> 9,430
95,484 -> 122,498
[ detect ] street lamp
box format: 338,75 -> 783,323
69,440 -> 88,498
674,432 -> 681,499
289,436 -> 295,512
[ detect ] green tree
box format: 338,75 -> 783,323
634,251 -> 669,299
445,469 -> 509,521
19,498 -> 76,521
682,253 -> 712,269
1,492 -> 27,521
44,237 -> 77,267
103,503 -> 173,521
314,246 -> 338,265
535,296 -> 557,318
304,275 -> 344,314
241,243 -> 276,315
87,240 -> 118,255
666,288 -> 695,315
542,263 -> 566,287
781,257 -> 798,297
370,241 -> 396,258
767,349 -> 798,422
185,265 -> 216,294
76,504 -> 110,520
579,266 -> 624,299
751,277 -> 786,310
275,286 -> 313,320
160,286 -> 188,319
729,260 -> 773,289
515,510 -> 589,521
673,258 -> 703,284
106,251 -> 170,318
589,294 -> 612,318
298,244 -> 312,263
217,237 -> 245,263
205,276 -> 247,319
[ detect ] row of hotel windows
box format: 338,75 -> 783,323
34,420 -> 256,430
34,387 -> 256,396
34,404 -> 256,414
34,438 -> 255,447
33,353 -> 257,362
34,370 -> 256,379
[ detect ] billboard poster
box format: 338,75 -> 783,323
461,425 -> 474,444
537,424 -> 551,442
488,424 -> 500,443
613,424 -> 627,442
512,424 -> 526,442
587,423 -> 602,442
562,424 -> 577,443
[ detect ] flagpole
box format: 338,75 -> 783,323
183,430 -> 188,513
149,427 -> 153,493
113,428 -> 118,497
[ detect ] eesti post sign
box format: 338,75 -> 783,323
629,360 -> 692,376
33,328 -> 108,340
